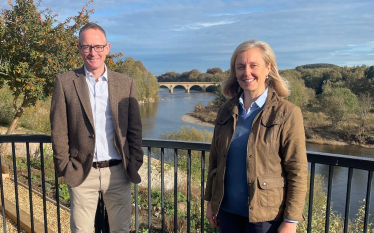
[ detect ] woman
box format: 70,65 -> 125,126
204,40 -> 308,233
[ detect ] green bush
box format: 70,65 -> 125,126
0,85 -> 15,126
59,184 -> 70,202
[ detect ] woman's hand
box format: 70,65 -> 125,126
206,202 -> 219,227
277,221 -> 297,233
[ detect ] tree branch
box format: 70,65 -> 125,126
0,72 -> 11,78
13,93 -> 19,112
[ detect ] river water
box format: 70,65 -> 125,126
140,87 -> 374,219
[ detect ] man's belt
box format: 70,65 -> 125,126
92,159 -> 122,169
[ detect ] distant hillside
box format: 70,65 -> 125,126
296,63 -> 338,70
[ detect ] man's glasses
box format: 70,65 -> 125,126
79,44 -> 107,53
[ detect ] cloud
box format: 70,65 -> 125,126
3,0 -> 374,75
334,42 -> 374,53
172,19 -> 239,31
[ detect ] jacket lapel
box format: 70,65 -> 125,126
108,70 -> 119,131
73,67 -> 95,129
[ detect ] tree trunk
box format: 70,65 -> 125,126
0,108 -> 25,174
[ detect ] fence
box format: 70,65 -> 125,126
0,134 -> 373,233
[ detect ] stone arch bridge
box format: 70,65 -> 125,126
158,82 -> 220,94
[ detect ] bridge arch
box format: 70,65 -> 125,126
158,82 -> 220,94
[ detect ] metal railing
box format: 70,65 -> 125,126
0,134 -> 373,233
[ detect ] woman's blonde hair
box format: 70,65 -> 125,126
222,40 -> 290,98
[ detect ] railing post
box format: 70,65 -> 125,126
0,148 -> 7,233
161,148 -> 165,233
307,163 -> 316,233
174,149 -> 178,233
325,165 -> 334,232
135,184 -> 139,233
11,142 -> 21,232
26,142 -> 35,233
344,167 -> 353,233
200,151 -> 205,233
39,142 -> 48,233
187,149 -> 191,233
147,147 -> 152,232
363,170 -> 373,233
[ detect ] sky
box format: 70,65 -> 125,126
2,0 -> 374,76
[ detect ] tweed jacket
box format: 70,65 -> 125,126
50,67 -> 143,187
204,88 -> 308,222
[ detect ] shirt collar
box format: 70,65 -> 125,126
84,65 -> 108,81
239,88 -> 268,109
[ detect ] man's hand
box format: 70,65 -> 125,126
206,202 -> 219,227
278,221 -> 297,233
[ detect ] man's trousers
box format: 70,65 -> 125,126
68,163 -> 132,233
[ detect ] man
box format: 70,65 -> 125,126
50,22 -> 143,232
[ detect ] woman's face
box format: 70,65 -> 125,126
235,47 -> 270,98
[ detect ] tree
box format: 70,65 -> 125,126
0,0 -> 95,133
206,67 -> 223,74
365,66 -> 374,79
357,93 -> 373,134
0,0 -> 96,172
300,69 -> 324,94
114,57 -> 158,101
287,77 -> 315,109
323,69 -> 343,83
321,85 -> 358,131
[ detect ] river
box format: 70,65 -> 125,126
140,87 -> 374,220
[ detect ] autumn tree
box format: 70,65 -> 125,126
321,84 -> 357,131
206,67 -> 223,74
0,0 -> 97,132
357,93 -> 373,134
114,57 -> 158,101
281,69 -> 315,109
0,0 -> 97,173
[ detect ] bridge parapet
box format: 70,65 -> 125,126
158,82 -> 220,94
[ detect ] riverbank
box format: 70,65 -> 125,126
181,111 -> 374,149
181,112 -> 214,127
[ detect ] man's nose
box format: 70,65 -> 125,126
89,47 -> 98,55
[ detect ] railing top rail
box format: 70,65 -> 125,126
306,151 -> 374,171
0,135 -> 212,151
0,134 -> 51,143
1,134 -> 374,170
142,138 -> 211,151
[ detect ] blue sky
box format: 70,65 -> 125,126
3,0 -> 374,76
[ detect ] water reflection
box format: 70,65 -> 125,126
307,142 -> 374,158
140,87 -> 216,139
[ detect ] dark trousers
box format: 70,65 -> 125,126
217,209 -> 282,233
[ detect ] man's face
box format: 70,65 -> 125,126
78,29 -> 111,73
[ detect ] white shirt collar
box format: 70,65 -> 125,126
84,65 -> 108,81
239,88 -> 268,109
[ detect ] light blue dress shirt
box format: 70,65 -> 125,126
84,66 -> 121,162
239,88 -> 268,119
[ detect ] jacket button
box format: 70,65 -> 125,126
249,155 -> 253,158
263,182 -> 267,186
249,207 -> 253,210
